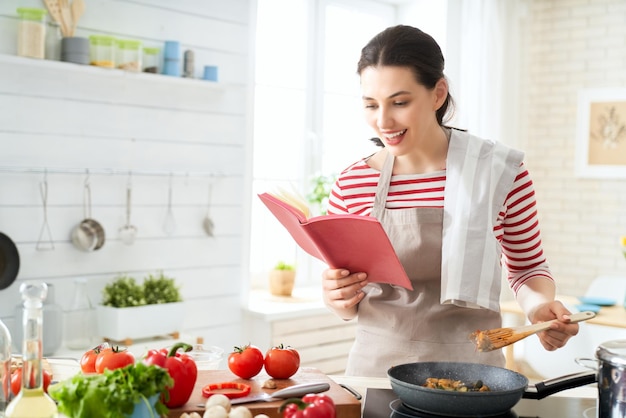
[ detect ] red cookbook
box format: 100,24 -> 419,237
258,192 -> 413,290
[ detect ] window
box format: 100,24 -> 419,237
249,0 -> 396,287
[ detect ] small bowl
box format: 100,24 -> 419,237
188,344 -> 224,370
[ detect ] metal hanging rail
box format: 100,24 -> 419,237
0,166 -> 231,178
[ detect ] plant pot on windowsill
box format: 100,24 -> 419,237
269,262 -> 296,297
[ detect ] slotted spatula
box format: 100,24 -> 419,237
470,310 -> 596,352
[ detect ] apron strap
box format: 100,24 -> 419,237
371,150 -> 394,219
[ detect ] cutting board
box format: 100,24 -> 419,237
167,367 -> 361,418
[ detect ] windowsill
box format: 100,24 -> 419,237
245,286 -> 328,321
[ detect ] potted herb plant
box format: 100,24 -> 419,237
306,173 -> 337,215
96,272 -> 184,345
269,261 -> 296,297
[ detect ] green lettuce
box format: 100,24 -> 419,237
49,362 -> 173,418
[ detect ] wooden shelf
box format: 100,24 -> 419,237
0,53 -> 231,90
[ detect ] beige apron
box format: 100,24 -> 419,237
345,151 -> 505,377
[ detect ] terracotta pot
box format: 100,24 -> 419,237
269,269 -> 296,296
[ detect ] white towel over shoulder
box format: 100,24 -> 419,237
441,130 -> 524,312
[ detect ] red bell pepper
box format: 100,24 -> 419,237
143,342 -> 198,408
279,394 -> 336,418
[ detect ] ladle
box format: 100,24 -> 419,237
119,181 -> 137,245
163,175 -> 176,236
202,180 -> 215,237
36,178 -> 55,251
71,175 -> 106,251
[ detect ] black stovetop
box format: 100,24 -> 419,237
362,388 -> 596,418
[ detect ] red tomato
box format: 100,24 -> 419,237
95,346 -> 135,373
264,344 -> 300,379
80,343 -> 111,374
228,344 -> 264,379
10,367 -> 52,395
80,349 -> 99,374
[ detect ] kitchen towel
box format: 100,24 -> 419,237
441,130 -> 524,312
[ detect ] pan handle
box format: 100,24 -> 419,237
522,370 -> 597,400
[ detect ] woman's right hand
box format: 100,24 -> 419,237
322,268 -> 368,320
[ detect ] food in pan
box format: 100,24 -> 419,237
422,377 -> 491,392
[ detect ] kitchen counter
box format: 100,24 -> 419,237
47,358 -> 597,418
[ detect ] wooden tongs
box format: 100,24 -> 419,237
470,311 -> 596,352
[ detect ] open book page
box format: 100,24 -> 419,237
258,192 -> 413,290
268,187 -> 311,220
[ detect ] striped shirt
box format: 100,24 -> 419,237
327,158 -> 553,294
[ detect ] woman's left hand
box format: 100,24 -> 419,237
530,301 -> 580,351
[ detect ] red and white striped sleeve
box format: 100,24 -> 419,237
499,163 -> 554,293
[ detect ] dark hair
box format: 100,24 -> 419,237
358,25 -> 456,146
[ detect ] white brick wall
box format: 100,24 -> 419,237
522,0 -> 626,296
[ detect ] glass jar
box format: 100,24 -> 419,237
64,278 -> 95,350
16,7 -> 47,59
116,39 -> 142,72
143,47 -> 161,73
89,35 -> 116,68
45,21 -> 61,61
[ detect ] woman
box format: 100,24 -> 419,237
322,25 -> 579,377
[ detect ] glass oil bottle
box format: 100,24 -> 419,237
5,282 -> 58,418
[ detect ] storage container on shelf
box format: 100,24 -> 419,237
116,39 -> 142,72
89,35 -> 116,68
142,47 -> 161,73
16,7 -> 47,59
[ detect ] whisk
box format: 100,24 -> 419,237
470,311 -> 596,352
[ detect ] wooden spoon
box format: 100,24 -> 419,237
43,0 -> 63,27
470,311 -> 596,352
58,0 -> 73,37
70,0 -> 85,37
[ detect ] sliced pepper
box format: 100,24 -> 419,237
201,382 -> 251,399
143,342 -> 198,408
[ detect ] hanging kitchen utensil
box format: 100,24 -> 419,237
202,178 -> 215,237
163,174 -> 176,236
0,232 -> 20,290
71,174 -> 106,251
119,175 -> 137,245
36,176 -> 55,251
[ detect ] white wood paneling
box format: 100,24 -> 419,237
0,0 -> 253,355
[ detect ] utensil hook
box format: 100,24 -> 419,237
162,173 -> 177,235
83,170 -> 92,219
167,173 -> 173,211
206,177 -> 213,215
36,170 -> 55,250
126,172 -> 133,225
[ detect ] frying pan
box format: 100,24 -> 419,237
388,361 -> 597,417
0,232 -> 20,290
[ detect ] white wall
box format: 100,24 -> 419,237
0,0 -> 254,354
